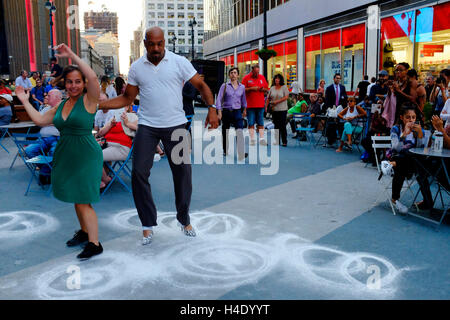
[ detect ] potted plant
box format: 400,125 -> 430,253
255,48 -> 277,61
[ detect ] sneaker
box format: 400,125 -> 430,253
178,222 -> 196,237
381,161 -> 394,177
259,139 -> 268,146
142,232 -> 153,246
66,229 -> 88,247
77,242 -> 103,260
393,200 -> 408,214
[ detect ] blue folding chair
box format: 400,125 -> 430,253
25,154 -> 53,196
9,132 -> 52,195
101,143 -> 134,195
9,132 -> 42,170
293,113 -> 316,148
185,114 -> 194,131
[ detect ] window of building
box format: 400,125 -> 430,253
178,13 -> 185,19
148,12 -> 155,18
168,30 -> 175,36
148,21 -> 156,27
167,3 -> 174,10
148,3 -> 155,10
415,2 -> 450,78
305,34 -> 321,91
197,4 -> 203,10
237,50 -> 259,80
178,4 -> 184,10
168,21 -> 175,27
178,21 -> 185,27
198,30 -> 204,36
380,11 -> 415,77
188,12 -> 195,19
188,4 -> 195,10
167,12 -> 175,19
342,24 -> 365,91
178,30 -> 185,36
157,3 -> 164,10
157,12 -> 165,19
198,13 -> 204,19
178,39 -> 185,44
158,21 -> 165,27
380,2 -> 450,80
198,39 -> 203,45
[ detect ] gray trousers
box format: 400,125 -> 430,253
132,124 -> 192,228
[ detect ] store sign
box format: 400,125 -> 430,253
421,44 -> 444,57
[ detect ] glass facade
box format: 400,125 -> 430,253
204,0 -> 290,41
206,1 -> 450,94
381,2 -> 450,80
267,40 -> 297,88
305,23 -> 365,93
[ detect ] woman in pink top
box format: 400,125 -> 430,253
317,79 -> 325,95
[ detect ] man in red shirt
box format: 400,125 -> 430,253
0,80 -> 12,95
242,65 -> 269,145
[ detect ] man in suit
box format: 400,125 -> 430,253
325,73 -> 348,108
324,73 -> 348,147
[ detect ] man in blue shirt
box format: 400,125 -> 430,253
31,79 -> 46,110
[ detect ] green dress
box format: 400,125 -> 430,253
52,95 -> 103,204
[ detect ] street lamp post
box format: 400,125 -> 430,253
45,1 -> 57,58
171,35 -> 177,53
189,17 -> 197,60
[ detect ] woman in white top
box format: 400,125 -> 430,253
265,74 -> 290,146
439,98 -> 450,127
336,96 -> 367,152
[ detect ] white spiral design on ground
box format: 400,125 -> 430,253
36,252 -> 131,300
158,211 -> 245,237
111,210 -> 245,238
289,243 -> 401,295
0,211 -> 58,240
157,239 -> 276,290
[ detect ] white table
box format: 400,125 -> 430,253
409,148 -> 450,225
0,121 -> 37,153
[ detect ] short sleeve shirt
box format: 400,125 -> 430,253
127,49 -> 197,128
242,73 -> 268,108
268,85 -> 289,111
94,110 -> 114,129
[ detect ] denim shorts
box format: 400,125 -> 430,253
246,107 -> 264,127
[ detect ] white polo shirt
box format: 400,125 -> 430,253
127,49 -> 197,128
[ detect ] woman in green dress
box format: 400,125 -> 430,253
15,43 -> 103,260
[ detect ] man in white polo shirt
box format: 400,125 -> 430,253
99,27 -> 218,245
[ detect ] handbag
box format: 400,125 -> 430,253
97,137 -> 108,150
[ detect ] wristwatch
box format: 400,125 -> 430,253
208,104 -> 217,109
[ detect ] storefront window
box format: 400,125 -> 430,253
415,2 -> 450,79
220,55 -> 235,81
305,34 -> 321,91
380,10 -> 416,77
237,50 -> 258,81
342,24 -> 365,91
266,40 -> 297,90
322,29 -> 341,89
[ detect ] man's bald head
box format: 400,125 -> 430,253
144,27 -> 166,64
145,27 -> 165,41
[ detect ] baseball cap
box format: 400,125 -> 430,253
378,70 -> 389,76
0,94 -> 13,103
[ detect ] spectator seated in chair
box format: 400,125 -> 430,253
382,104 -> 425,214
97,110 -> 138,190
336,97 -> 367,152
31,78 -> 46,111
287,93 -> 308,139
0,93 -> 13,128
24,89 -> 62,185
360,110 -> 390,166
306,93 -> 323,132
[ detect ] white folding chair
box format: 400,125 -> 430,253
368,136 -> 417,215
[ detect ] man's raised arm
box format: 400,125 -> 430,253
99,84 -> 139,110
